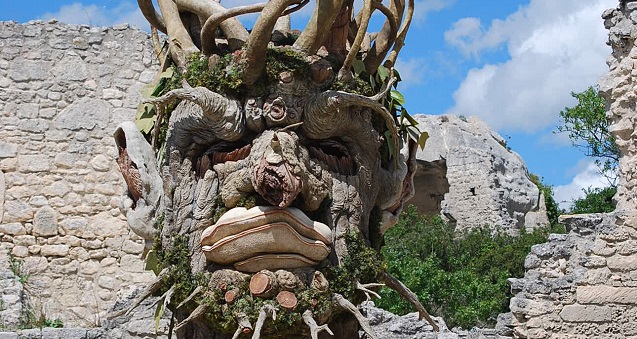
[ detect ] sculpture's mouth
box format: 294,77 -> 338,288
200,206 -> 332,272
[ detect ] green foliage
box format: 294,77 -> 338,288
8,253 -> 30,284
556,86 -> 619,184
325,231 -> 385,301
529,174 -> 563,227
569,186 -> 617,214
377,206 -> 564,328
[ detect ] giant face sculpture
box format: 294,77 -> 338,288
114,56 -> 418,338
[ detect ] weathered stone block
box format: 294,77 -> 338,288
33,206 -> 58,236
0,223 -> 26,235
54,97 -> 110,131
17,154 -> 51,172
0,143 -> 18,158
607,254 -> 637,272
40,244 -> 70,257
41,328 -> 88,339
0,170 -> 4,224
509,297 -> 554,316
577,286 -> 637,304
559,304 -> 612,322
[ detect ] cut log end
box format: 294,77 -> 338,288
250,271 -> 277,297
225,288 -> 239,304
276,290 -> 298,310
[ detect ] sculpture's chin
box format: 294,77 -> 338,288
201,206 -> 333,273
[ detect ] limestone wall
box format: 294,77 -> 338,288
497,2 -> 637,338
501,213 -> 637,338
600,3 -> 637,225
0,20 -> 158,327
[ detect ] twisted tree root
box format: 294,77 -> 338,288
302,310 -> 333,339
174,304 -> 209,332
332,293 -> 376,339
232,313 -> 253,339
177,286 -> 203,309
382,271 -> 439,331
356,281 -> 384,301
251,304 -> 277,339
108,268 -> 168,319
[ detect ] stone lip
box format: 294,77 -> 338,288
201,206 -> 332,271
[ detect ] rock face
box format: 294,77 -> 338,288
410,114 -> 549,234
599,2 -> 637,227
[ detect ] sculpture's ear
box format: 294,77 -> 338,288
114,122 -> 163,242
378,139 -> 418,235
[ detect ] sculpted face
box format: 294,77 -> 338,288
114,65 -> 416,337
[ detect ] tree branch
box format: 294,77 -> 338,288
157,0 -> 200,69
200,3 -> 268,55
138,0 -> 167,33
241,0 -> 301,85
174,0 -> 249,51
385,0 -> 414,68
382,271 -> 439,331
293,0 -> 346,55
339,0 -> 373,80
363,0 -> 401,73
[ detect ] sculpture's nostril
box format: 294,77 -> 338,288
253,159 -> 302,208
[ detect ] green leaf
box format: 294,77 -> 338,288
140,83 -> 155,98
377,65 -> 390,82
390,90 -> 406,106
353,59 -> 366,76
145,250 -> 162,275
136,103 -> 156,119
417,130 -> 429,150
136,116 -> 157,134
393,68 -> 402,85
406,126 -> 428,150
400,108 -> 418,126
154,299 -> 165,334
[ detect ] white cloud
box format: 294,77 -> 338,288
414,0 -> 455,24
395,57 -> 428,90
553,159 -> 610,211
445,0 -> 615,133
40,2 -> 148,31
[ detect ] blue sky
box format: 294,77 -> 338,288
0,0 -> 618,209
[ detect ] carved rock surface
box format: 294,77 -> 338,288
410,114 -> 549,234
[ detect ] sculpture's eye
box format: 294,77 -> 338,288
196,142 -> 251,177
307,139 -> 356,176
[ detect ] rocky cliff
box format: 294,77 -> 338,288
410,114 -> 549,234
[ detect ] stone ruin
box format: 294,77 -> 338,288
1,0 -> 637,338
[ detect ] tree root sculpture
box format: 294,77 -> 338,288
175,304 -> 209,332
302,310 -> 334,339
356,281 -> 384,301
382,272 -> 439,331
232,313 -> 254,339
177,286 -> 203,309
251,304 -> 277,339
108,268 -> 168,319
332,294 -> 377,339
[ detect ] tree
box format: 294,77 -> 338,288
569,186 -> 617,214
112,1 -> 431,338
556,86 -> 619,185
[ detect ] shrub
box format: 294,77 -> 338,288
569,186 -> 616,214
377,206 -> 563,328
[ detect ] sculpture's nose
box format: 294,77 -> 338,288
252,134 -> 303,208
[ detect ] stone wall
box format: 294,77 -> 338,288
498,2 -> 637,337
0,20 -> 158,327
